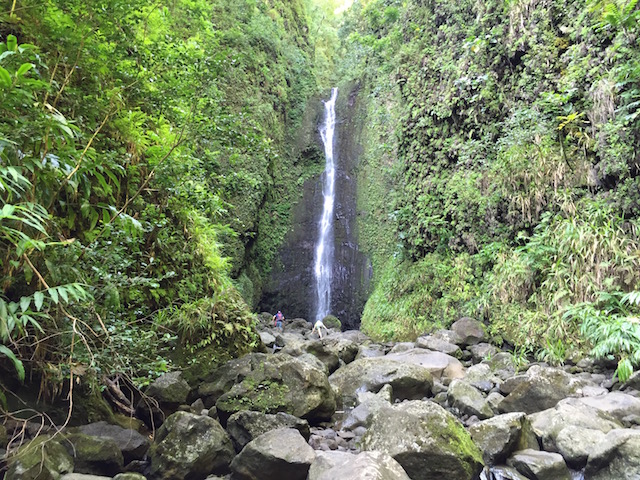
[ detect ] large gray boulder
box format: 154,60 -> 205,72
468,343 -> 499,363
356,344 -> 388,359
145,371 -> 190,404
469,412 -> 538,465
226,410 -> 310,451
321,336 -> 359,364
415,335 -> 462,358
301,341 -> 340,373
328,357 -> 433,406
77,421 -> 149,464
6,435 -> 73,480
464,364 -> 502,393
149,412 -> 234,480
498,365 -> 587,414
574,391 -> 640,425
584,429 -> 640,479
507,449 -> 571,480
63,433 -> 124,476
200,353 -> 335,424
229,428 -> 315,480
555,425 -> 606,468
384,348 -> 465,381
529,397 -> 623,454
309,450 -> 410,480
447,379 -> 493,419
450,317 -> 487,346
341,384 -> 393,431
360,400 -> 484,479
136,371 -> 191,427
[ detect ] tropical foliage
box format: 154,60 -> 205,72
346,0 -> 640,379
0,0 -> 324,409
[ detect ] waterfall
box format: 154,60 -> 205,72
314,88 -> 338,322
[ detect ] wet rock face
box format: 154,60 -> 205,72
259,83 -> 371,330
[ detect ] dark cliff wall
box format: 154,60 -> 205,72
259,84 -> 371,329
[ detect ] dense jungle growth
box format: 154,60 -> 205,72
1,0 -> 640,425
346,0 -> 640,380
0,0 -> 343,412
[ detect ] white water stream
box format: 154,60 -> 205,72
314,88 -> 338,322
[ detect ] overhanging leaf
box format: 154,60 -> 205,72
0,345 -> 25,382
0,67 -> 11,89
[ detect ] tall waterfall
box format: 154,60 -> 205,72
314,88 -> 338,322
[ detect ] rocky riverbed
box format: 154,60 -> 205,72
2,314 -> 640,480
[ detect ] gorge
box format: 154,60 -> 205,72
1,0 -> 640,478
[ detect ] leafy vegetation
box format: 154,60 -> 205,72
0,0 -> 327,412
345,0 -> 640,377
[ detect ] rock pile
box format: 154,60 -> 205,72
3,315 -> 640,479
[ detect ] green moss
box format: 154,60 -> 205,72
7,435 -> 73,480
217,379 -> 291,414
443,416 -> 484,475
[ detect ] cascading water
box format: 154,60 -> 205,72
314,88 -> 338,322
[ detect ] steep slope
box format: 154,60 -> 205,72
343,0 -> 640,371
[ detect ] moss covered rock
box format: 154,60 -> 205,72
6,435 -> 73,480
149,411 -> 234,480
64,433 -> 124,476
360,400 -> 484,480
202,353 -> 335,424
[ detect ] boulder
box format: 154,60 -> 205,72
432,329 -> 463,346
77,421 -> 150,464
584,429 -> 640,479
213,353 -> 336,423
384,348 -> 465,381
226,410 -> 310,451
341,384 -> 393,431
360,400 -> 484,480
229,428 -> 315,480
481,466 -> 529,479
113,475 -> 147,480
623,370 -> 640,390
574,391 -> 640,425
356,344 -> 388,359
450,318 -> 487,346
498,365 -> 587,414
64,433 -> 124,476
259,331 -> 276,348
415,335 -> 462,358
149,412 -> 234,480
507,449 -> 571,480
464,364 -> 501,393
447,380 -> 493,420
308,450 -> 410,480
303,341 -> 340,373
529,398 -> 623,454
321,336 -> 359,365
136,371 -> 191,427
483,352 -> 518,380
555,425 -> 606,468
145,371 -> 190,405
5,435 -> 73,480
468,412 -> 539,464
340,330 -> 371,344
328,357 -> 433,407
468,343 -> 499,363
